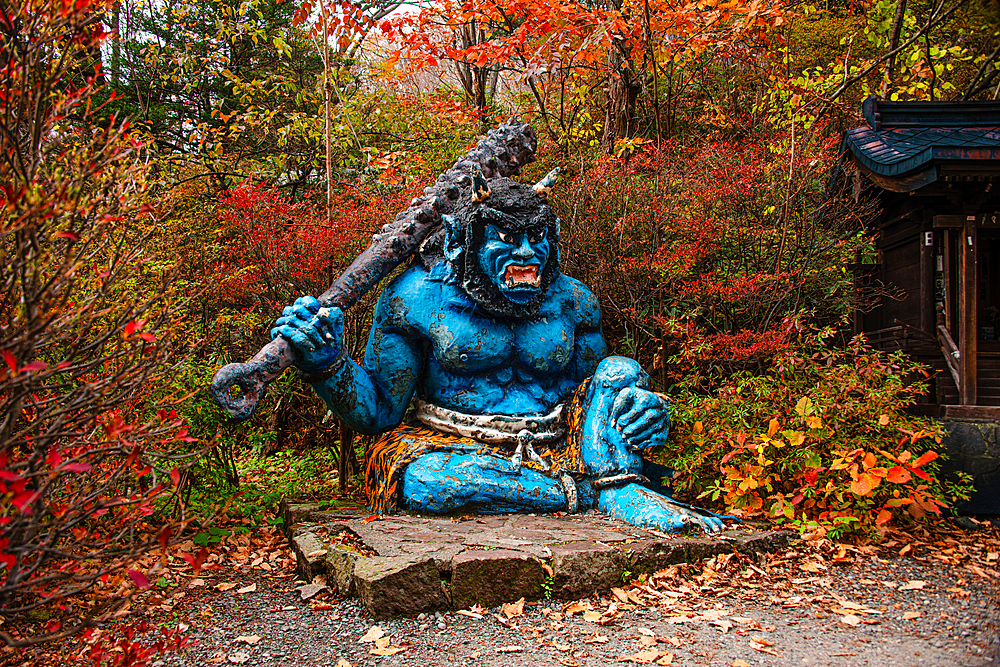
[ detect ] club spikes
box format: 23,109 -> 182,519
533,167 -> 559,198
471,167 -> 491,202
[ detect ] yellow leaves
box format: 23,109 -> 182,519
795,397 -> 823,429
794,396 -> 813,417
783,430 -> 805,448
878,414 -> 890,426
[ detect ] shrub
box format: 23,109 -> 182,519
660,323 -> 972,537
1,0 -> 198,645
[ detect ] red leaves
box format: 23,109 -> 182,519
123,319 -> 155,342
11,490 -> 41,513
2,350 -> 49,377
0,538 -> 16,572
180,547 -> 209,574
127,568 -> 151,589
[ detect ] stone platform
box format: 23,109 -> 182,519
281,501 -> 796,619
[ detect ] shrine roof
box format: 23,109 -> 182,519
844,96 -> 1000,178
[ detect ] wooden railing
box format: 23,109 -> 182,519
937,324 -> 962,393
866,320 -> 938,349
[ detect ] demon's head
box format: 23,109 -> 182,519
425,174 -> 561,319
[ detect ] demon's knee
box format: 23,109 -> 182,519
591,356 -> 649,392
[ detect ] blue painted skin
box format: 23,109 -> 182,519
272,222 -> 724,533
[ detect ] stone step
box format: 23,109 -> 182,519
281,500 -> 797,619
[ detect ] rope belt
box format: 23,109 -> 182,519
413,399 -> 565,445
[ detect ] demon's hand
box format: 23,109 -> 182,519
610,387 -> 670,451
270,296 -> 344,372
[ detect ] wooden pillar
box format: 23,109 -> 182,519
942,229 -> 953,331
920,213 -> 935,335
959,214 -> 978,405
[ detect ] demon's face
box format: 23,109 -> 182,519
438,178 -> 560,318
476,211 -> 551,305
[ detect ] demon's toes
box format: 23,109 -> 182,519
597,483 -> 724,535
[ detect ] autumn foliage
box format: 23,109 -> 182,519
0,0 -> 202,646
664,326 -> 970,537
4,0 -> 999,650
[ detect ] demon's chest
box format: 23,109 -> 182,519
424,310 -> 574,376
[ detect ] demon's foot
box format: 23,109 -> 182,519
597,483 -> 725,534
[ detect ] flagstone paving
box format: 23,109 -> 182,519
281,501 -> 796,618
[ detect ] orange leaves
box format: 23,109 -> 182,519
886,466 -> 912,484
849,472 -> 881,497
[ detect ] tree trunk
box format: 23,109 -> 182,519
338,421 -> 355,495
111,2 -> 121,87
603,44 -> 640,155
882,0 -> 907,95
322,9 -> 333,226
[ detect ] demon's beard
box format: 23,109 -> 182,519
457,242 -> 558,320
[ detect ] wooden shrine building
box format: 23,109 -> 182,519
843,96 -> 1000,419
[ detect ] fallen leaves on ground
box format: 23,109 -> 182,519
617,648 -> 674,664
502,597 -> 525,619
358,626 -> 385,643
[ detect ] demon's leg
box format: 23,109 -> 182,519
578,356 -> 724,533
402,451 -> 569,514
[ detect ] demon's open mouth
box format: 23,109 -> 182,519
504,264 -> 540,289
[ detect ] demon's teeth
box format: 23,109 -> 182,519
504,265 -> 540,288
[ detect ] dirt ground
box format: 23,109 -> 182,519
10,520 -> 1000,667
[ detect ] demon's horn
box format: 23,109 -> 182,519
471,166 -> 491,202
533,167 -> 559,197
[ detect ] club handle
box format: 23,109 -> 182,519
209,337 -> 297,421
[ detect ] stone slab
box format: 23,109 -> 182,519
621,538 -> 686,573
325,547 -> 358,596
550,541 -> 623,599
353,555 -> 450,619
282,500 -> 798,617
290,531 -> 326,580
939,420 -> 1000,514
451,549 -> 545,609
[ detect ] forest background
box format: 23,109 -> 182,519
2,0 -> 999,648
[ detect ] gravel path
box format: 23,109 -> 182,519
138,526 -> 1000,667
15,523 -> 999,667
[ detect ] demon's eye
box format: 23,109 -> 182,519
497,230 -> 513,244
530,230 -> 544,244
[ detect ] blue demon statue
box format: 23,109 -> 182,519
265,127 -> 723,534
